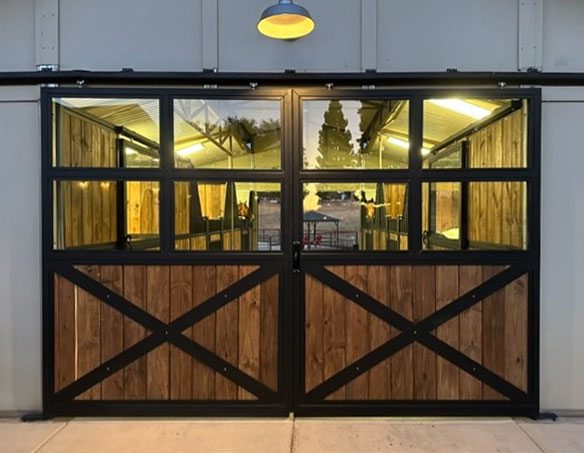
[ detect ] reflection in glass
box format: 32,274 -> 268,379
422,182 -> 461,250
423,98 -> 527,169
174,99 -> 281,169
303,100 -> 409,169
422,181 -> 527,250
53,180 -> 160,250
174,182 -> 281,251
302,182 -> 408,251
52,98 -> 160,167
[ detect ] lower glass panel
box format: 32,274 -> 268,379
302,182 -> 408,251
422,181 -> 527,250
53,180 -> 160,250
174,181 -> 281,251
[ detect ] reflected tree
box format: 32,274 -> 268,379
315,100 -> 355,169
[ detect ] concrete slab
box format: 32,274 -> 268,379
0,419 -> 66,453
293,419 -> 542,453
36,419 -> 293,453
518,418 -> 584,453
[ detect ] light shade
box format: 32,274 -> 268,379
257,0 -> 315,40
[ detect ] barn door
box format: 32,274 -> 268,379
43,87 -> 540,417
292,91 -> 539,416
44,90 -> 293,416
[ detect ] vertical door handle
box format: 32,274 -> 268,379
292,241 -> 301,273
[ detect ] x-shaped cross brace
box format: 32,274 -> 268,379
302,263 -> 530,402
51,264 -> 280,403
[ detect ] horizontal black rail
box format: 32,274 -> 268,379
3,70 -> 584,87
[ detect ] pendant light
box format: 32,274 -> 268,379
257,0 -> 315,40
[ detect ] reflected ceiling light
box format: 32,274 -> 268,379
177,143 -> 205,156
257,0 -> 315,40
428,99 -> 491,120
387,136 -> 432,156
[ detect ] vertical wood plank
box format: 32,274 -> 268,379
54,274 -> 76,391
367,265 -> 390,399
70,181 -> 83,246
215,265 -> 239,399
505,274 -> 528,392
193,266 -> 218,399
81,119 -> 93,167
59,111 -> 71,166
62,180 -> 73,248
92,181 -> 103,244
323,265 -> 346,399
100,266 -> 124,399
412,265 -> 437,400
435,266 -> 460,399
70,116 -> 81,167
238,265 -> 261,400
458,266 -> 483,399
482,266 -> 507,399
123,265 -> 147,400
390,266 -> 414,399
146,266 -> 170,400
76,265 -> 101,400
170,266 -> 193,400
305,275 -> 324,392
345,266 -> 369,399
260,275 -> 279,391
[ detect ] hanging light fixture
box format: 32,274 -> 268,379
257,0 -> 315,40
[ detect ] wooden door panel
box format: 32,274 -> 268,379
53,264 -> 279,403
303,264 -> 528,402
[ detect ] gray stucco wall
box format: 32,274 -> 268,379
1,0 -> 584,412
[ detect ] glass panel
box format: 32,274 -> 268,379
53,180 -> 160,250
422,181 -> 527,250
303,100 -> 409,169
52,98 -> 160,167
302,182 -> 408,251
422,182 -> 461,250
174,181 -> 281,251
423,98 -> 527,168
173,99 -> 281,169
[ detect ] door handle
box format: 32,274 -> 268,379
292,241 -> 301,273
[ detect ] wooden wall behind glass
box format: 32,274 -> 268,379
52,98 -> 160,168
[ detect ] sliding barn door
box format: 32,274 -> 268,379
293,90 -> 539,416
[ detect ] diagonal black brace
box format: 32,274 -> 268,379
417,333 -> 528,402
170,265 -> 279,331
53,334 -> 165,402
303,263 -> 530,401
51,264 -> 280,402
169,332 -> 278,401
53,264 -> 168,333
303,262 -> 411,330
305,331 -> 417,400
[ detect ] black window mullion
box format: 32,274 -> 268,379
408,96 -> 423,253
160,95 -> 173,254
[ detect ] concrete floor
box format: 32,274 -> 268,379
0,417 -> 582,453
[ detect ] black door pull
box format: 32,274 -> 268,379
292,241 -> 301,273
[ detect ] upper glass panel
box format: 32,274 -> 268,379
52,98 -> 160,167
423,98 -> 527,169
174,181 -> 281,251
302,182 -> 408,251
173,99 -> 281,169
303,100 -> 410,169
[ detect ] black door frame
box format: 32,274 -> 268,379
41,86 -> 541,417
